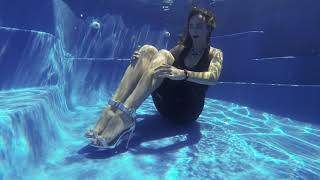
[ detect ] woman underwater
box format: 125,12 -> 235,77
85,6 -> 223,149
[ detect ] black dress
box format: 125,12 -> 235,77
151,44 -> 211,124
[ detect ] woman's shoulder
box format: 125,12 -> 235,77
209,46 -> 222,54
209,46 -> 223,60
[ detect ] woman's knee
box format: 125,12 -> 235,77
158,49 -> 174,65
139,44 -> 159,61
148,49 -> 174,69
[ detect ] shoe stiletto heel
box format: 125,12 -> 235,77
126,124 -> 135,149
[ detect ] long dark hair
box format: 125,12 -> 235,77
178,6 -> 216,49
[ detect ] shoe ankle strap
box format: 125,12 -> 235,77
117,103 -> 137,119
108,99 -> 120,108
108,99 -> 137,119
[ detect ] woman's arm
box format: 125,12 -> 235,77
184,48 -> 223,85
183,70 -> 216,85
154,46 -> 223,85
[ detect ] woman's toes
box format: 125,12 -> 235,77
85,130 -> 94,137
85,131 -> 91,137
91,138 -> 100,145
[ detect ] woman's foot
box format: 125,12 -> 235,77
84,105 -> 117,138
91,110 -> 135,146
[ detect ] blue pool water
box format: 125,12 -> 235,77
1,90 -> 320,179
1,0 -> 320,179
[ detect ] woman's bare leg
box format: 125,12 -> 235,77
111,45 -> 158,104
89,45 -> 158,135
96,49 -> 175,143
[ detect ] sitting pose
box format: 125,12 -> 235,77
85,6 -> 223,149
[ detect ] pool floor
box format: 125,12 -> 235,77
17,96 -> 319,179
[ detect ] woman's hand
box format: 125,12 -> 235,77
154,64 -> 185,80
131,50 -> 140,61
131,45 -> 141,62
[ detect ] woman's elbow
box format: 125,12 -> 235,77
209,72 -> 220,85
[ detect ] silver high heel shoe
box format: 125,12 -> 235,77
89,102 -> 137,149
84,99 -> 121,139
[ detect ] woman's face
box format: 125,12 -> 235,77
188,14 -> 209,43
